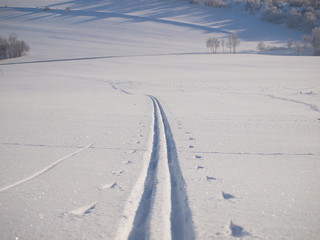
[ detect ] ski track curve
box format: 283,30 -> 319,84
116,96 -> 194,240
0,143 -> 94,193
267,94 -> 320,112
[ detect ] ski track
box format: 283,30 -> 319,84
1,142 -> 145,152
188,150 -> 316,156
0,143 -> 94,193
267,94 -> 320,112
117,96 -> 194,240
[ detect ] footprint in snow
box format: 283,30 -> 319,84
123,160 -> 133,165
222,191 -> 235,200
127,150 -> 136,154
188,145 -> 194,149
99,182 -> 122,191
189,137 -> 196,141
66,202 -> 97,216
229,221 -> 249,238
112,170 -> 125,176
206,176 -> 216,181
195,155 -> 202,159
197,165 -> 204,170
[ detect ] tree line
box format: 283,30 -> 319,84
206,32 -> 240,54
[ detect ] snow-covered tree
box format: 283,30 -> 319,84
0,34 -> 30,59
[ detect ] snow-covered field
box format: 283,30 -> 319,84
1,0 -> 319,239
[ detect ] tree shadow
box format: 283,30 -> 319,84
0,0 -> 303,43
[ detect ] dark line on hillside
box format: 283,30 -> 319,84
0,52 -> 208,66
128,98 -> 160,240
153,97 -> 195,240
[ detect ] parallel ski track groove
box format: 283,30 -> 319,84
128,97 -> 160,240
128,96 -> 194,240
153,97 -> 195,240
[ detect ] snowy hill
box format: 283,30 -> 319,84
0,0 -> 320,239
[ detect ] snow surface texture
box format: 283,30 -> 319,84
1,0 -> 320,239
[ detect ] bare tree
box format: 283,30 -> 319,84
206,38 -> 220,53
257,41 -> 266,52
220,38 -> 225,53
287,38 -> 293,49
226,37 -> 232,53
294,42 -> 304,55
0,37 -> 9,59
303,34 -> 312,48
229,32 -> 240,54
311,27 -> 320,49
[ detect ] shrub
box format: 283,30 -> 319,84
257,41 -> 266,51
261,6 -> 284,24
286,9 -> 302,28
288,0 -> 304,7
0,34 -> 30,59
303,11 -> 317,31
245,0 -> 262,14
190,0 -> 228,8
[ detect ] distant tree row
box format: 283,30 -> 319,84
0,34 -> 30,59
206,32 -> 241,54
188,0 -> 319,33
257,27 -> 320,55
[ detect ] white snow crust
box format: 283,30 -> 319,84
1,0 -> 319,239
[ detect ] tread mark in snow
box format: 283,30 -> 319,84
0,143 -> 94,193
126,96 -> 194,240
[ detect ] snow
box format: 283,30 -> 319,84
1,0 -> 320,239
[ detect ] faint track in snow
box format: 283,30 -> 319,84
223,91 -> 320,114
0,143 -> 94,193
116,96 -> 194,240
187,150 -> 317,156
1,142 -> 145,151
267,94 -> 320,113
